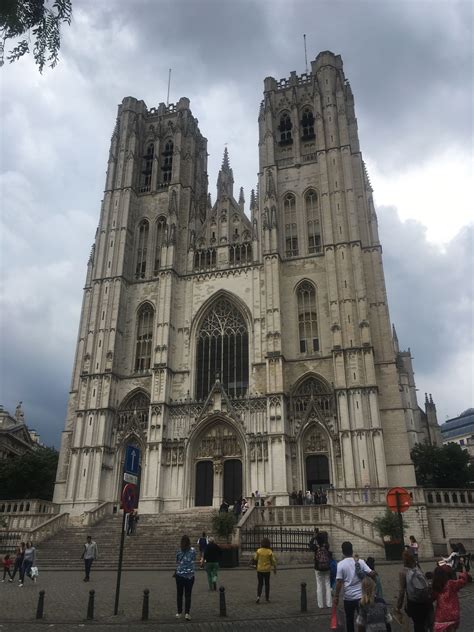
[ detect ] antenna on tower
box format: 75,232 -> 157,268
303,34 -> 308,74
167,68 -> 172,106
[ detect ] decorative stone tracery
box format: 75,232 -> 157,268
195,424 -> 242,459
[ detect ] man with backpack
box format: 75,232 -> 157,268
395,550 -> 432,632
313,532 -> 332,608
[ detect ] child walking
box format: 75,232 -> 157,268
2,555 -> 13,582
432,564 -> 470,631
356,577 -> 392,631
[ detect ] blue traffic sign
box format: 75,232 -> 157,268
124,445 -> 140,475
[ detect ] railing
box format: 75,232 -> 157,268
0,499 -> 58,515
233,496 -> 275,546
23,512 -> 70,544
81,501 -> 114,527
0,530 -> 23,553
326,487 -> 425,506
241,526 -> 314,552
424,489 -> 474,507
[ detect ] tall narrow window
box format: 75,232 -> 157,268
153,217 -> 166,275
301,108 -> 315,140
279,112 -> 293,145
135,303 -> 154,372
306,189 -> 322,254
196,297 -> 249,400
162,140 -> 173,184
140,142 -> 154,192
297,281 -> 319,353
135,220 -> 149,279
284,193 -> 298,257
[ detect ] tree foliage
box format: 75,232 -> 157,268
411,442 -> 473,488
0,447 -> 59,500
373,509 -> 406,542
211,511 -> 236,542
0,0 -> 72,72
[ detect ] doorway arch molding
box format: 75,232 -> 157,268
297,416 -> 337,491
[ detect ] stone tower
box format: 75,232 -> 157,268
55,51 -> 421,516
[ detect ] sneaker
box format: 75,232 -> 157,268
175,613 -> 182,618
1,580 -> 4,583
19,583 -> 23,587
8,579 -> 13,582
185,613 -> 191,620
255,596 -> 260,603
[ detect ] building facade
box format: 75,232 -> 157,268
440,408 -> 474,459
0,403 -> 38,460
54,51 -> 433,516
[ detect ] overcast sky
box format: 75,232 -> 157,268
0,0 -> 472,446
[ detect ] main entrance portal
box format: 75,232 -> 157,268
306,455 -> 330,490
195,461 -> 213,506
223,459 -> 242,503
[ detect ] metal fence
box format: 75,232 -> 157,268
0,531 -> 23,554
241,526 -> 314,552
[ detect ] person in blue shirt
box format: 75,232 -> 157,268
174,535 -> 196,621
329,550 -> 338,590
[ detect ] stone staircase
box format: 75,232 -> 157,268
36,508 -> 216,570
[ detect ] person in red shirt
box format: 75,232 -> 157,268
431,564 -> 470,631
1,554 -> 13,582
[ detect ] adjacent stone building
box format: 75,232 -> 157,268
54,51 -> 437,516
0,403 -> 38,460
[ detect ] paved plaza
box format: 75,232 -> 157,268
0,564 -> 473,631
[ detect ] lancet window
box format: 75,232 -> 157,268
135,220 -> 149,279
140,142 -> 154,192
279,112 -> 293,145
194,248 -> 217,271
229,242 -> 252,266
297,281 -> 319,354
284,193 -> 298,257
305,189 -> 322,254
153,217 -> 167,275
162,140 -> 173,184
134,303 -> 154,372
196,298 -> 249,400
291,375 -> 333,420
117,391 -> 150,433
301,108 -> 315,140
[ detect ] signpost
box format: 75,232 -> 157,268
114,445 -> 141,615
386,486 -> 411,560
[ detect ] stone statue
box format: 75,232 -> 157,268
15,401 -> 24,423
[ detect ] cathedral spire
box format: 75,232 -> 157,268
392,324 -> 399,353
217,146 -> 234,199
222,146 -> 230,171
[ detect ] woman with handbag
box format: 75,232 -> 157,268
253,537 -> 277,603
19,541 -> 36,587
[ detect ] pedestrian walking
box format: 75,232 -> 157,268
174,534 -> 196,621
127,509 -> 139,535
313,531 -> 332,608
432,563 -> 471,631
197,532 -> 208,564
233,499 -> 242,521
253,537 -> 277,603
333,541 -> 375,632
203,536 -> 221,591
407,535 -> 419,565
356,577 -> 392,631
10,544 -> 25,582
81,535 -> 98,582
366,557 -> 384,600
395,550 -> 432,632
1,554 -> 13,582
19,541 -> 36,587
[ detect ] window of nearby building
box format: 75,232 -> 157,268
140,142 -> 154,192
162,140 -> 173,184
153,217 -> 166,275
279,112 -> 293,145
134,303 -> 154,372
297,281 -> 319,353
135,220 -> 149,279
460,439 -> 465,446
301,108 -> 315,140
284,193 -> 298,257
305,189 -> 322,254
196,297 -> 249,400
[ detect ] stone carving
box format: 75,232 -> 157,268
196,424 -> 242,459
305,429 -> 328,453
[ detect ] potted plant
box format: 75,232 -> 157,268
211,511 -> 239,567
373,509 -> 406,561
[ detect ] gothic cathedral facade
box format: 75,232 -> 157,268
54,51 -> 437,515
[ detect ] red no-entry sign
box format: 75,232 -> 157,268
386,487 -> 411,513
121,483 -> 138,513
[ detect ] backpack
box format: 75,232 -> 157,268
406,567 -> 430,602
315,546 -> 330,572
354,559 -> 366,580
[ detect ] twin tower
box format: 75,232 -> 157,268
54,51 -> 438,515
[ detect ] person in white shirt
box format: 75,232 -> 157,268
81,536 -> 99,582
333,541 -> 375,632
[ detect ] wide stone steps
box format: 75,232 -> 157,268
36,509 -> 217,570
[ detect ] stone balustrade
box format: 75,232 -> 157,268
324,487 -> 424,506
21,512 -> 70,544
0,499 -> 59,530
424,489 -> 474,506
81,501 -> 114,527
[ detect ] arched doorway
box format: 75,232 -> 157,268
195,461 -> 213,506
302,425 -> 331,490
223,459 -> 242,504
306,454 -> 330,490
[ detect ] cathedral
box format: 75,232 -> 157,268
54,50 -> 440,516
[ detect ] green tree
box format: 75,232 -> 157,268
373,509 -> 406,542
411,442 -> 473,488
0,447 -> 59,500
0,0 -> 72,72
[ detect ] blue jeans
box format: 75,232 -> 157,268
84,558 -> 94,580
20,559 -> 33,583
176,576 -> 194,614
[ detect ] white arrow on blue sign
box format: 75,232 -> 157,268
124,445 -> 140,476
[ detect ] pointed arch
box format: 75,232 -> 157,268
284,192 -> 298,257
140,141 -> 154,191
135,219 -> 149,279
301,107 -> 315,140
134,302 -> 154,372
290,372 -> 334,431
153,215 -> 167,275
295,280 -> 319,354
162,138 -> 173,184
304,189 -> 322,254
278,111 -> 293,145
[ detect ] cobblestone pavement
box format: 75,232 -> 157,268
0,564 -> 473,631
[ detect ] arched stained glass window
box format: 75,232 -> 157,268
196,298 -> 249,400
162,140 -> 173,184
135,220 -> 149,279
301,108 -> 315,140
284,193 -> 298,257
140,142 -> 154,192
153,216 -> 166,275
279,112 -> 293,145
305,189 -> 322,254
297,281 -> 319,353
135,303 -> 154,372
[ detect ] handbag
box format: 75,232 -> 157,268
30,566 -> 39,578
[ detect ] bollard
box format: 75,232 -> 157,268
141,588 -> 150,621
300,582 -> 307,613
219,586 -> 227,617
36,590 -> 45,619
87,589 -> 95,620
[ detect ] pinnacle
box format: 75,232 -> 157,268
239,187 -> 245,204
222,147 -> 230,171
